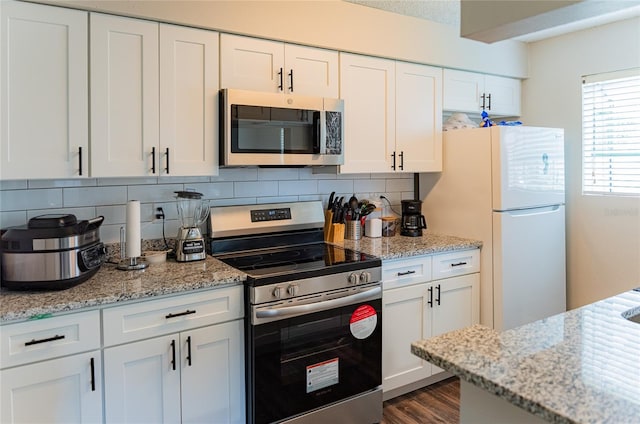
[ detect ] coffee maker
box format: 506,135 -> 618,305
175,191 -> 209,262
400,200 -> 427,237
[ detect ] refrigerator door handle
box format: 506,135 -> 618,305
497,205 -> 562,216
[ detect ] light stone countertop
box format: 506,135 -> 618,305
0,231 -> 481,324
411,288 -> 640,424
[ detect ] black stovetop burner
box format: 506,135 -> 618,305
214,242 -> 380,286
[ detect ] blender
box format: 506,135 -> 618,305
175,191 -> 210,262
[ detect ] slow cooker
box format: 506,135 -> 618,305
1,214 -> 106,290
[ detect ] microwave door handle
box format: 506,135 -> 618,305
255,286 -> 381,322
313,111 -> 321,154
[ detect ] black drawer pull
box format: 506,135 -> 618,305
451,262 -> 467,267
170,339 -> 176,371
25,334 -> 65,346
397,270 -> 416,276
90,357 -> 96,391
186,336 -> 192,367
165,309 -> 196,319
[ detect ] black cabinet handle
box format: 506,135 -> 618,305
391,151 -> 396,170
90,357 -> 96,391
288,69 -> 294,92
427,286 -> 433,308
170,339 -> 176,371
278,67 -> 283,91
399,151 -> 404,170
487,94 -> 492,110
78,146 -> 83,176
164,148 -> 170,174
186,336 -> 192,367
25,334 -> 65,346
436,284 -> 441,305
397,270 -> 416,276
151,147 -> 156,174
451,262 -> 467,267
165,309 -> 196,319
480,93 -> 486,110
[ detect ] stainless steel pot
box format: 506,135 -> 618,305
1,214 -> 105,290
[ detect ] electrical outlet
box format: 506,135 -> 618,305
155,207 -> 165,220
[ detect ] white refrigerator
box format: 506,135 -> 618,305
420,126 -> 566,331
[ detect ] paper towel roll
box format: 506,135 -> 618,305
365,218 -> 382,238
126,200 -> 141,258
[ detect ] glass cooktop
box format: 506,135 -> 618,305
215,242 -> 379,280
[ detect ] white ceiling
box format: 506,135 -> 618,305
343,0 -> 640,42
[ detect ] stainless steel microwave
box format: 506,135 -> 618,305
219,89 -> 344,167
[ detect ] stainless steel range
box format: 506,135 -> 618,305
209,201 -> 382,424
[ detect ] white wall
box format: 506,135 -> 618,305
522,17 -> 640,309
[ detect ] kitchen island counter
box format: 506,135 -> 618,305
411,288 -> 640,423
0,256 -> 246,323
341,230 -> 482,259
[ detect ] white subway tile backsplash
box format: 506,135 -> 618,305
258,168 -> 300,181
127,184 -> 184,203
214,167 -> 258,182
386,178 -> 413,192
1,189 -> 62,211
28,179 -> 98,189
234,181 -> 278,198
0,211 -> 27,228
187,182 -> 234,199
97,177 -> 159,186
160,176 -> 211,184
317,180 -> 354,194
0,180 -> 28,190
300,168 -> 337,180
63,186 -> 127,208
257,196 -> 299,204
354,179 -> 386,193
27,207 -> 98,221
211,197 -> 256,207
278,180 -> 317,196
96,205 -> 126,226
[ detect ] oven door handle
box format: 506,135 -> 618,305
255,286 -> 381,322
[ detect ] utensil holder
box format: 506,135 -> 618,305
345,220 -> 362,240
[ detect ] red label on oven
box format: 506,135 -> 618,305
350,304 -> 377,339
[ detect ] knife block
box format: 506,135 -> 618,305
324,211 -> 344,243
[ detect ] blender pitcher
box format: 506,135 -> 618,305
174,191 -> 210,262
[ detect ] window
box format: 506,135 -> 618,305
582,68 -> 640,196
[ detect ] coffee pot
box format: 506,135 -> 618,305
400,199 -> 427,237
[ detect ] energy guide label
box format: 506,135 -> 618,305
306,358 -> 339,393
350,304 -> 377,339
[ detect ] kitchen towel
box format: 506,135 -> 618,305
125,200 -> 141,258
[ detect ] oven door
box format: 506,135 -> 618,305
247,284 -> 382,424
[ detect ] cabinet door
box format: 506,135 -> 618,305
1,1 -> 88,180
396,62 -> 442,172
484,75 -> 521,116
432,273 -> 480,338
284,44 -> 338,97
181,321 -> 245,424
0,351 -> 103,423
104,335 -> 181,424
220,33 -> 284,92
382,283 -> 432,392
339,53 -> 395,173
160,24 -> 218,177
443,69 -> 483,113
90,14 -> 159,177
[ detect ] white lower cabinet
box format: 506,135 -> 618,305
382,250 -> 480,394
102,286 -> 245,424
0,311 -> 103,423
104,320 -> 244,424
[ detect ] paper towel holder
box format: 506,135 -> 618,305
117,226 -> 148,271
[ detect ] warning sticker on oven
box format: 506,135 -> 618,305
306,358 -> 339,393
350,304 -> 377,339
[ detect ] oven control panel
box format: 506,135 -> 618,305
250,207 -> 292,222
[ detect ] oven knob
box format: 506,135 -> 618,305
273,286 -> 283,299
359,272 -> 371,283
287,284 -> 299,297
348,273 -> 359,285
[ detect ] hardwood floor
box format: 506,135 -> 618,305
382,377 -> 460,424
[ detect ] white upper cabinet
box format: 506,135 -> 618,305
90,14 -> 159,177
220,34 -> 339,97
339,53 -> 396,174
91,15 -> 219,177
443,69 -> 521,117
396,62 -> 442,172
159,24 -> 219,177
340,54 -> 442,174
1,1 -> 88,180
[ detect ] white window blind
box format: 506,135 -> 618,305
582,68 -> 640,196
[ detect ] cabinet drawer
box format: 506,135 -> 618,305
103,285 -> 243,346
382,256 -> 432,290
432,249 -> 480,280
0,310 -> 100,369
